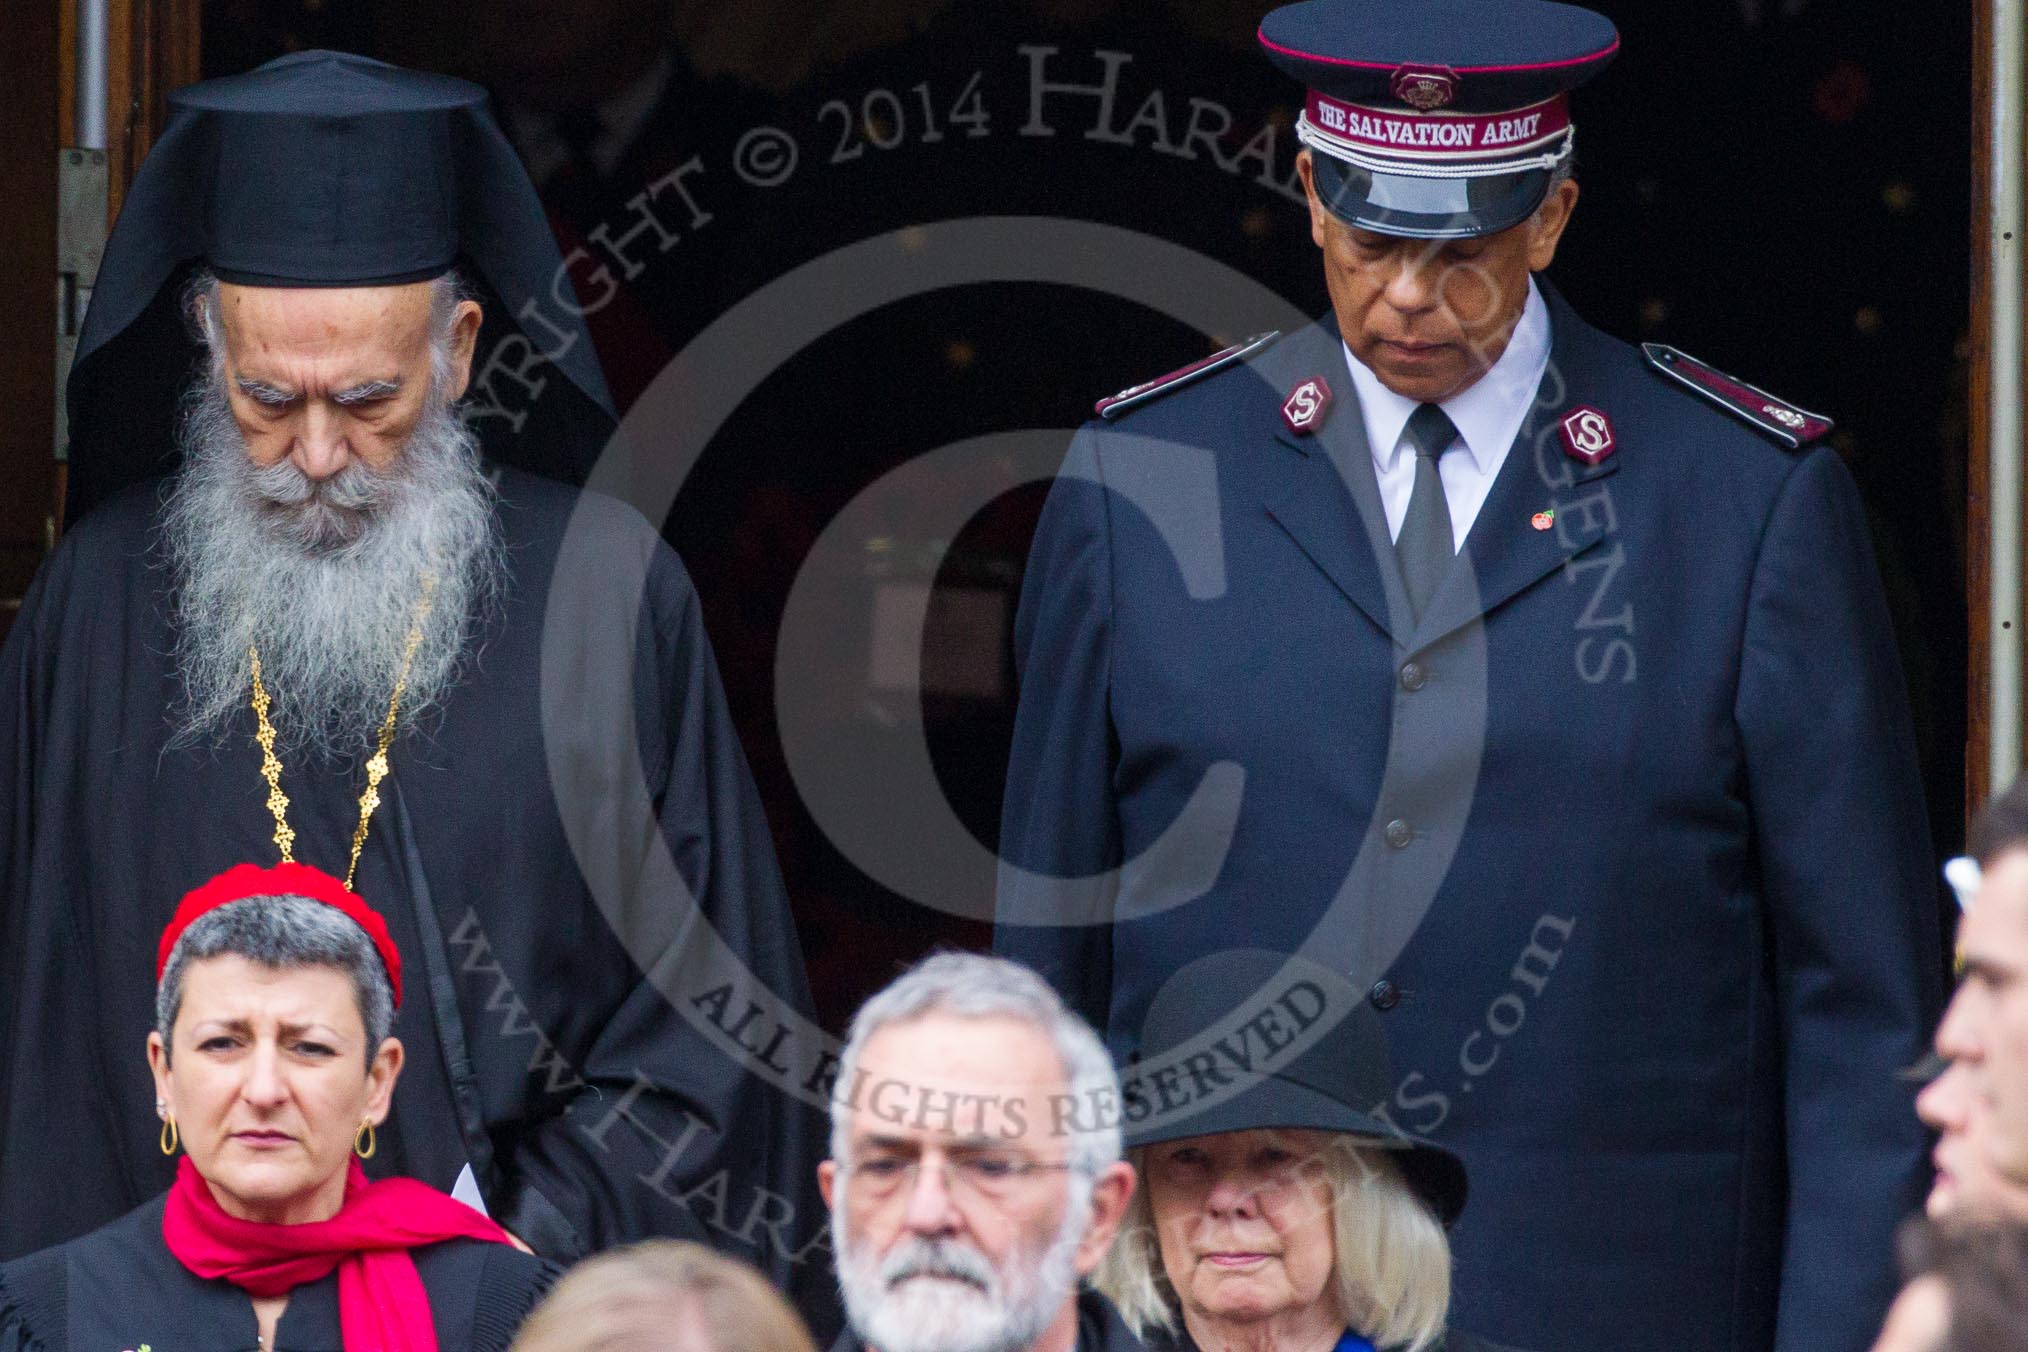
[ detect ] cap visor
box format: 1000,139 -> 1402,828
1312,151 -> 1550,239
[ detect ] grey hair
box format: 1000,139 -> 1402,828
163,263 -> 503,759
184,266 -> 474,395
1541,135 -> 1576,199
156,893 -> 395,1068
829,952 -> 1123,1177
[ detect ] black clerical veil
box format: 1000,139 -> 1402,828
64,50 -> 614,526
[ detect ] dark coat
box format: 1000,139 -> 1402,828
0,1193 -> 555,1351
829,1288 -> 1145,1352
996,282 -> 1944,1352
0,468 -> 826,1305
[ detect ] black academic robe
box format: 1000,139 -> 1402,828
0,468 -> 827,1299
0,1193 -> 555,1351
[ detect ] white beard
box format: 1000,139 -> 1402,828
160,362 -> 506,762
834,1186 -> 1088,1352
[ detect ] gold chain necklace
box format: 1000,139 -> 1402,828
249,572 -> 437,890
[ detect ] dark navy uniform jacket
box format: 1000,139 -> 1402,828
996,281 -> 1943,1352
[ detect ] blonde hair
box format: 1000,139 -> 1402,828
511,1241 -> 818,1352
1095,1137 -> 1451,1352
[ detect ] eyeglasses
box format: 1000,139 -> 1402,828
841,1147 -> 1078,1205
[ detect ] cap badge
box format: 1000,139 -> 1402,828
1282,376 -> 1335,434
1390,65 -> 1459,111
1531,509 -> 1556,531
1559,406 -> 1616,466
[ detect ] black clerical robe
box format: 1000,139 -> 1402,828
0,1194 -> 555,1352
0,468 -> 825,1294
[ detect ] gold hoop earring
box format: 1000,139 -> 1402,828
159,1115 -> 179,1156
354,1122 -> 377,1160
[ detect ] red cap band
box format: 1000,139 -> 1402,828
157,862 -> 403,1007
1304,90 -> 1569,160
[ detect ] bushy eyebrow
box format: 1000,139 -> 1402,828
232,377 -> 403,406
235,376 -> 296,405
856,1132 -> 1011,1154
332,378 -> 403,406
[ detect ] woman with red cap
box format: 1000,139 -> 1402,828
0,862 -> 555,1351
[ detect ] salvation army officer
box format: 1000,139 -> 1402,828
994,3 -> 1945,1351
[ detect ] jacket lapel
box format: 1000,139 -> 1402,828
1406,280 -> 1622,654
1259,320 -> 1414,648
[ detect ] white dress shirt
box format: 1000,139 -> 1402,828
1342,276 -> 1552,550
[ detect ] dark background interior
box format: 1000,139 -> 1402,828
196,0 -> 1972,1029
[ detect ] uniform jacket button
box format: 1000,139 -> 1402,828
1399,661 -> 1427,691
1370,979 -> 1401,1011
1385,818 -> 1413,849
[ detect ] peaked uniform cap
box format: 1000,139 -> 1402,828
1258,0 -> 1620,111
1260,0 -> 1619,239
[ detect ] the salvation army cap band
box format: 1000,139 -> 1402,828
1259,0 -> 1620,239
1127,949 -> 1468,1226
63,49 -> 614,526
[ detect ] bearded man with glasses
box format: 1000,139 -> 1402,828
817,953 -> 1143,1352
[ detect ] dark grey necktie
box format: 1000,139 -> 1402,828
1396,402 -> 1461,621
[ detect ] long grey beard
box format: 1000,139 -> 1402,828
160,367 -> 506,763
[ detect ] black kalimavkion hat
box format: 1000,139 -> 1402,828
1259,0 -> 1619,240
64,50 -> 616,525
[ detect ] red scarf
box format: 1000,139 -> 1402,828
162,1155 -> 511,1351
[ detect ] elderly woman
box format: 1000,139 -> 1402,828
0,862 -> 553,1351
1097,952 -> 1512,1352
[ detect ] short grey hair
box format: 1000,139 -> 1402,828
156,893 -> 395,1068
183,267 -> 475,397
1542,135 -> 1576,198
829,952 -> 1123,1176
